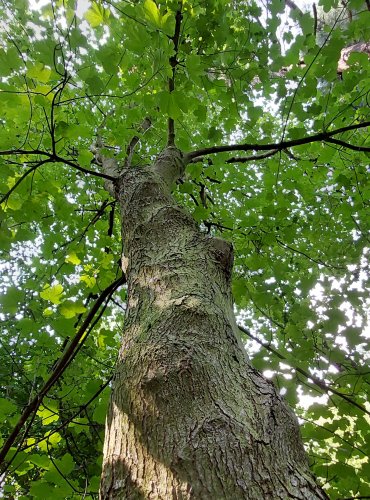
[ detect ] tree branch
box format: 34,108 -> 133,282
92,119 -> 121,196
124,117 -> 152,167
184,121 -> 370,162
0,160 -> 50,205
276,238 -> 345,270
326,136 -> 370,152
53,154 -> 117,181
56,68 -> 162,106
226,149 -> 279,163
313,3 -> 318,37
18,375 -> 113,458
285,0 -> 304,15
0,149 -> 116,181
167,3 -> 183,147
238,324 -> 370,417
0,276 -> 125,469
0,149 -> 50,157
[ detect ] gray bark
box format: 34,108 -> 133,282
100,147 -> 328,499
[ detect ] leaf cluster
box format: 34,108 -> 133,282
0,0 -> 369,497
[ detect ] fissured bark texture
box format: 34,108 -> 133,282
100,147 -> 327,499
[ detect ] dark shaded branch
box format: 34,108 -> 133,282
0,160 -> 50,205
167,3 -> 183,146
285,0 -> 304,15
107,203 -> 115,238
299,415 -> 366,456
56,69 -> 162,105
0,276 -> 125,468
54,154 -> 117,181
226,149 -> 279,163
0,406 -> 39,482
69,290 -> 113,365
283,148 -> 317,162
54,200 -> 114,252
238,325 -> 370,417
77,200 -> 112,243
184,121 -> 370,162
326,137 -> 370,151
124,117 -> 152,167
313,3 -> 318,36
0,149 -> 50,157
46,440 -> 79,493
0,149 -> 116,181
276,238 -> 345,270
50,76 -> 70,155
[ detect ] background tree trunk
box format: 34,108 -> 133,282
100,148 -> 327,499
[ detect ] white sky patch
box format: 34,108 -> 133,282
76,0 -> 90,18
29,0 -> 89,17
29,0 -> 49,9
297,386 -> 328,410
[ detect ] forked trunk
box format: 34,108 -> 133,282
100,148 -> 327,499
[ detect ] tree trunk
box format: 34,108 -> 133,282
100,147 -> 327,499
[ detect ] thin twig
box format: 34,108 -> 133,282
238,324 -> 370,417
0,160 -> 50,205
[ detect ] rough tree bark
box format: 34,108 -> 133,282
100,147 -> 328,499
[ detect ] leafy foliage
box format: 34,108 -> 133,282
0,0 -> 369,498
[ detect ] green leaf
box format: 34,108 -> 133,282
0,398 -> 17,422
56,453 -> 74,475
27,63 -> 51,83
85,75 -> 105,94
40,284 -> 64,305
143,0 -> 160,26
37,405 -> 59,425
65,251 -> 81,265
4,193 -> 23,211
0,287 -> 23,313
28,454 -> 51,470
59,300 -> 86,319
29,481 -> 52,497
158,91 -> 182,119
84,2 -> 110,27
80,275 -> 97,288
93,391 -> 109,424
97,47 -> 121,74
